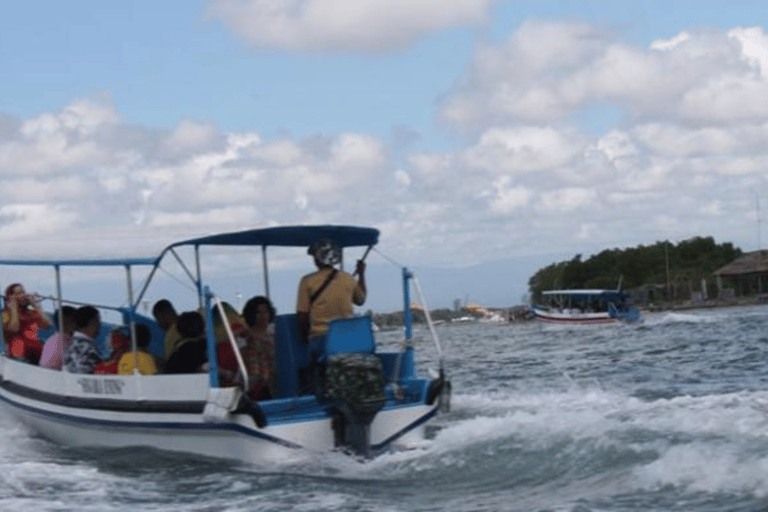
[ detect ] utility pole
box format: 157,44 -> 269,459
757,193 -> 762,251
665,241 -> 671,301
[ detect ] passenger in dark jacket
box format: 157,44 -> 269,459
163,311 -> 207,374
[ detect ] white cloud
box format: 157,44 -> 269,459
5,21 -> 768,279
206,0 -> 495,52
463,126 -> 585,173
0,98 -> 398,252
21,98 -> 119,138
149,205 -> 258,227
632,124 -> 739,157
0,204 -> 80,240
680,74 -> 768,121
394,169 -> 411,187
729,26 -> 768,79
538,187 -> 598,213
489,176 -> 531,214
440,22 -> 768,128
162,120 -> 220,156
650,31 -> 691,51
594,129 -> 640,164
329,133 -> 386,174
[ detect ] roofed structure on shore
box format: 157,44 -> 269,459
713,250 -> 768,297
714,250 -> 768,276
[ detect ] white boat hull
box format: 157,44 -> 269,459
0,357 -> 436,462
532,308 -> 617,325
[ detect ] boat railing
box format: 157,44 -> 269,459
208,291 -> 249,392
391,267 -> 446,403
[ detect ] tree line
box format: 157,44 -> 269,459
527,236 -> 742,301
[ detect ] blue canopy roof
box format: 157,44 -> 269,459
0,226 -> 379,268
0,257 -> 159,267
169,225 -> 379,249
542,289 -> 628,298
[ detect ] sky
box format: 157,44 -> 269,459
2,0 -> 768,312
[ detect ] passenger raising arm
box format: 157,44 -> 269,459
2,283 -> 51,364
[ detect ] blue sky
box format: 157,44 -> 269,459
1,1 -> 768,312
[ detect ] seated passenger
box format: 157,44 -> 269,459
2,283 -> 52,364
63,306 -> 102,374
211,301 -> 247,385
153,299 -> 181,363
39,305 -> 76,370
93,327 -> 131,374
118,324 -> 158,375
164,311 -> 207,374
241,296 -> 276,401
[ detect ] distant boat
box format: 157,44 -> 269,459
532,289 -> 641,325
464,302 -> 507,323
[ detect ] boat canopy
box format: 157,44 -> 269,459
0,257 -> 160,267
0,226 -> 378,269
169,225 -> 379,250
542,289 -> 626,297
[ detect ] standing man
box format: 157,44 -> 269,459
296,239 -> 366,390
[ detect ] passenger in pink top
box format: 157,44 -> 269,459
39,306 -> 76,370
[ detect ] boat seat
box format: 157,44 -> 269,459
273,313 -> 309,398
324,316 -> 375,357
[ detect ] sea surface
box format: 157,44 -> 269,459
3,306 -> 768,511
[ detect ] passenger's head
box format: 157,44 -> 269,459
135,323 -> 152,349
74,306 -> 100,337
243,296 -> 275,327
4,283 -> 30,307
308,238 -> 341,267
211,301 -> 238,324
152,299 -> 177,330
109,328 -> 131,353
4,283 -> 22,300
176,311 -> 204,340
53,305 -> 77,334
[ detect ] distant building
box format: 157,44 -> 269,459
713,250 -> 768,298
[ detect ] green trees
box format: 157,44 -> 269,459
528,236 -> 742,301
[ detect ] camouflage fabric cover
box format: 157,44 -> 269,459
326,352 -> 385,404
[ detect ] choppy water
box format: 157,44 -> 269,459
3,306 -> 768,511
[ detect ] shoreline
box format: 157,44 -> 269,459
644,295 -> 768,312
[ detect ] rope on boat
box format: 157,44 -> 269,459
36,294 -> 127,312
157,264 -> 198,294
371,247 -> 404,268
373,248 -> 447,394
411,275 -> 444,366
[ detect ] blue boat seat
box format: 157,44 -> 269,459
325,316 -> 375,357
273,313 -> 309,398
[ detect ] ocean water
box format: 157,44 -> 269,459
3,306 -> 768,511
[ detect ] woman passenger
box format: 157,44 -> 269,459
2,283 -> 51,364
241,296 -> 276,401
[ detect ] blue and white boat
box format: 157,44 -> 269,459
0,225 -> 449,461
532,289 -> 641,325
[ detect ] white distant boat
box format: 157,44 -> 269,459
464,302 -> 507,323
532,289 -> 641,325
0,225 -> 450,461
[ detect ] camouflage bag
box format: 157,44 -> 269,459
326,352 -> 385,405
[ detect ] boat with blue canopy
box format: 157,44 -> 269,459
532,289 -> 641,325
0,225 -> 450,460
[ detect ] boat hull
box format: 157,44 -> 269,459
0,357 -> 436,462
531,308 -> 618,325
